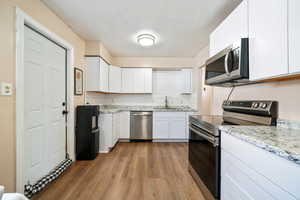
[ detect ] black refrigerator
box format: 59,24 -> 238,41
75,105 -> 100,160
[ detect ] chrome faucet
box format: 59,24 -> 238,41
165,96 -> 168,108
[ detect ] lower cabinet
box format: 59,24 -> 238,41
99,113 -> 113,153
99,111 -> 130,153
221,133 -> 300,200
119,111 -> 130,139
153,112 -> 187,140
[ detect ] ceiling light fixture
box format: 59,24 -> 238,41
137,34 -> 156,47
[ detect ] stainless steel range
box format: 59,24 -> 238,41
188,100 -> 278,200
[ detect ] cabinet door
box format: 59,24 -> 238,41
86,57 -> 100,91
209,0 -> 248,56
133,68 -> 145,93
119,112 -> 130,139
121,68 -> 134,93
169,119 -> 186,139
181,69 -> 192,94
109,65 -> 121,93
153,120 -> 169,139
112,113 -> 120,146
99,58 -> 109,92
144,68 -> 153,93
249,0 -> 288,80
289,0 -> 300,74
99,114 -> 113,152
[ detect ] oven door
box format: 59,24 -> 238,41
189,124 -> 220,199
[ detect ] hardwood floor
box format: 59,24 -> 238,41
33,142 -> 205,200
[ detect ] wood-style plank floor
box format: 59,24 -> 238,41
33,142 -> 205,200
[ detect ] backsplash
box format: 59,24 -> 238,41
86,93 -> 197,109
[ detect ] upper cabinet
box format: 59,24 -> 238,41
121,68 -> 134,93
144,68 -> 153,93
289,0 -> 300,74
99,58 -> 109,92
122,68 -> 152,94
181,69 -> 193,94
209,0 -> 248,57
209,0 -> 300,81
109,65 -> 122,93
249,0 -> 288,80
86,56 -> 109,92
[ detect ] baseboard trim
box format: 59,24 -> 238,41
118,139 -> 130,142
99,150 -> 109,153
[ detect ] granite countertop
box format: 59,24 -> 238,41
219,120 -> 300,166
99,105 -> 197,113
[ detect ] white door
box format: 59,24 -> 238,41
24,26 -> 66,184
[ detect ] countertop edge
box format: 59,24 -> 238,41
219,126 -> 300,166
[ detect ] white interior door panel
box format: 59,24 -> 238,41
24,26 -> 66,184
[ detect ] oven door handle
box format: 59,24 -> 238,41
189,125 -> 219,147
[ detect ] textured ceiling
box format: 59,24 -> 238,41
43,0 -> 241,57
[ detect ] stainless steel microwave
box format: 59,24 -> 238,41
205,38 -> 249,86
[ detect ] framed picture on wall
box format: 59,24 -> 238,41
74,68 -> 83,95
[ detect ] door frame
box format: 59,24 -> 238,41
15,8 -> 76,193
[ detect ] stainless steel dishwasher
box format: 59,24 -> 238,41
130,111 -> 153,140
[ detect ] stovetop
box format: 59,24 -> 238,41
189,114 -> 264,137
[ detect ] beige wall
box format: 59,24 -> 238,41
212,80 -> 300,121
0,0 -> 85,192
85,40 -> 113,64
194,46 -> 214,115
113,57 -> 195,68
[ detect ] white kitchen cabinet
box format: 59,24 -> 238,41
112,112 -> 120,146
109,65 -> 122,93
209,0 -> 248,57
99,58 -> 109,92
153,112 -> 187,140
144,68 -> 153,93
168,119 -> 186,139
153,120 -> 169,139
133,68 -> 145,93
289,0 -> 300,74
86,56 -> 109,92
121,68 -> 152,93
249,0 -> 288,80
221,133 -> 300,200
181,69 -> 193,94
99,113 -> 113,153
119,111 -> 130,139
121,68 -> 134,93
99,112 -> 124,152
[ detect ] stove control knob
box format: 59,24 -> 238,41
253,103 -> 259,108
261,103 -> 268,109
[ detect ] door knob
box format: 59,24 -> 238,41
62,110 -> 68,115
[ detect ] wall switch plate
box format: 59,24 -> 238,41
0,82 -> 13,96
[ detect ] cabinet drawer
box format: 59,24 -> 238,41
154,112 -> 186,119
222,150 -> 296,200
221,133 -> 300,199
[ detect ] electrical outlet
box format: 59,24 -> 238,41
0,82 -> 13,96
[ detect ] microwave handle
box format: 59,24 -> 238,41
224,51 -> 231,76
